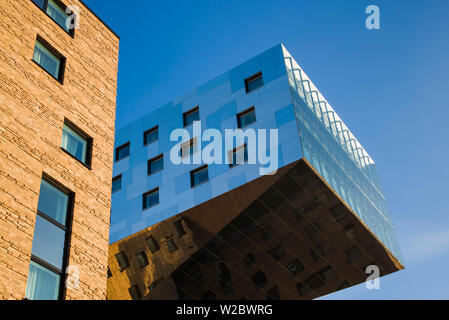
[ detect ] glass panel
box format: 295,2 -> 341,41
184,110 -> 199,127
247,75 -> 264,92
112,176 -> 122,193
144,128 -> 158,145
193,167 -> 209,186
46,0 -> 70,32
37,180 -> 68,225
25,261 -> 60,300
239,110 -> 256,128
32,0 -> 46,9
144,191 -> 159,209
31,215 -> 66,270
61,124 -> 87,163
116,144 -> 130,161
231,146 -> 248,167
33,41 -> 60,79
149,157 -> 163,174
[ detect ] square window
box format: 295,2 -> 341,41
115,142 -> 130,162
46,0 -> 72,33
112,175 -> 122,193
32,38 -> 65,82
180,138 -> 197,158
166,239 -> 178,253
311,245 -> 324,262
183,107 -> 200,127
61,121 -> 92,166
268,244 -> 285,261
229,144 -> 248,168
245,72 -> 264,93
136,252 -> 149,268
286,259 -> 304,276
190,165 -> 209,188
146,235 -> 160,253
148,155 -> 164,175
115,252 -> 129,272
128,285 -> 142,300
144,126 -> 158,145
243,253 -> 255,268
296,282 -> 311,296
143,188 -> 159,210
305,223 -> 321,240
266,286 -> 280,300
173,220 -> 186,237
251,271 -> 267,288
237,107 -> 256,128
32,0 -> 74,35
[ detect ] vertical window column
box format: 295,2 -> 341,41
25,178 -> 73,300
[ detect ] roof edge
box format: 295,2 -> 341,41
79,0 -> 120,40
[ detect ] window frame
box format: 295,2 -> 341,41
142,188 -> 160,210
147,154 -> 164,176
115,142 -> 130,162
237,107 -> 257,129
183,106 -> 200,128
190,165 -> 209,188
32,36 -> 66,84
244,72 -> 264,93
30,0 -> 76,37
229,144 -> 248,168
143,126 -> 159,146
28,174 -> 74,300
111,175 -> 122,194
61,119 -> 93,168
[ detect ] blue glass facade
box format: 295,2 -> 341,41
110,44 -> 402,265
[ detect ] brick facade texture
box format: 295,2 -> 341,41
0,0 -> 119,299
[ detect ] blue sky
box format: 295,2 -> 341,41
84,0 -> 449,299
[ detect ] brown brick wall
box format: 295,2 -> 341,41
0,0 -> 119,300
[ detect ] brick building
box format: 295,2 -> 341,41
0,0 -> 119,299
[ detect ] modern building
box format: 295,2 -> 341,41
107,44 -> 403,300
0,0 -> 119,299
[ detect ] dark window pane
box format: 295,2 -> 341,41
143,189 -> 159,209
115,143 -> 130,162
144,127 -> 158,145
230,145 -> 248,167
61,123 -> 88,164
191,166 -> 209,187
146,236 -> 160,253
107,268 -> 112,278
268,244 -> 285,261
237,108 -> 256,128
32,0 -> 46,9
112,175 -> 122,193
167,239 -> 177,253
115,252 -> 129,271
245,73 -> 264,93
173,220 -> 186,237
128,285 -> 142,300
33,40 -> 61,79
183,108 -> 200,127
286,259 -> 304,276
136,252 -> 149,268
251,271 -> 267,288
31,215 -> 66,270
25,261 -> 60,300
37,180 -> 68,225
148,156 -> 164,175
266,286 -> 280,300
